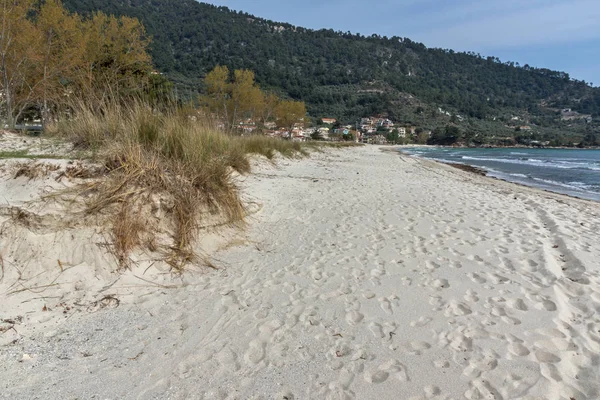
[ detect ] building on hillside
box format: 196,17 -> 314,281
334,128 -> 350,135
292,129 -> 307,142
321,118 -> 337,125
316,127 -> 330,140
368,134 -> 387,145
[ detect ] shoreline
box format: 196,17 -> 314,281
397,147 -> 600,203
396,144 -> 600,150
1,145 -> 600,399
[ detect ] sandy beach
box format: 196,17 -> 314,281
1,143 -> 600,399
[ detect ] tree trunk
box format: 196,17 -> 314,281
1,57 -> 14,129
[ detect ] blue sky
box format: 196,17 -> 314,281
202,0 -> 600,86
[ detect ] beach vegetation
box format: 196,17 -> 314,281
0,0 -> 154,129
1,0 -> 343,270
47,99 -> 308,269
200,65 -> 307,134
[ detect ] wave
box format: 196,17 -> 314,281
460,156 -> 600,171
530,177 -> 595,192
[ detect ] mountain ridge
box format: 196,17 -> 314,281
62,0 -> 600,142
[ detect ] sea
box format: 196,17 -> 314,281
400,147 -> 600,202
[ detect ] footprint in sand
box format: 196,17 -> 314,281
464,378 -> 503,400
467,273 -> 486,284
363,369 -> 389,384
406,341 -> 431,355
507,298 -> 528,311
368,322 -> 385,338
444,301 -> 472,317
345,310 -> 364,325
488,273 -> 510,285
362,291 -> 376,299
534,349 -> 561,363
462,350 -> 498,379
410,316 -> 432,328
379,297 -> 393,314
215,348 -> 241,372
429,295 -> 446,309
534,299 -> 557,311
428,278 -> 450,290
464,290 -> 479,302
244,339 -> 266,365
364,359 -> 409,384
506,335 -> 530,357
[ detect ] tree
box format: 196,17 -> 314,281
36,0 -> 85,124
229,69 -> 264,131
202,66 -> 267,132
145,73 -> 174,107
582,132 -> 598,146
258,92 -> 279,131
0,0 -> 153,126
386,128 -> 399,144
444,125 -> 461,144
428,125 -> 461,145
310,128 -> 323,141
416,131 -> 429,144
276,99 -> 306,134
202,65 -> 231,125
0,0 -> 39,127
79,12 -> 152,101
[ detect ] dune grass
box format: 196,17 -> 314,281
0,149 -> 71,160
240,135 -> 308,159
46,101 -> 307,269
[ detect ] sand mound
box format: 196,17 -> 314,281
0,152 -> 246,347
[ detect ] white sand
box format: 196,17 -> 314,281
1,143 -> 600,399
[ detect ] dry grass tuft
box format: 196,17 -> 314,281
0,252 -> 4,282
14,162 -> 60,180
111,204 -> 146,268
48,100 -> 308,270
57,162 -> 106,180
240,135 -> 307,159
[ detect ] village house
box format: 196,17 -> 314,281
321,118 -> 337,125
334,127 -> 350,136
368,134 -> 387,145
376,118 -> 394,128
238,119 -> 257,134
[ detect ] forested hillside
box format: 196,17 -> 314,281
63,0 -> 600,140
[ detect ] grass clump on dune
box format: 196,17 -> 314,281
47,101 -> 305,270
240,135 -> 307,159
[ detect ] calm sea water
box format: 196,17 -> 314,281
401,147 -> 600,202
